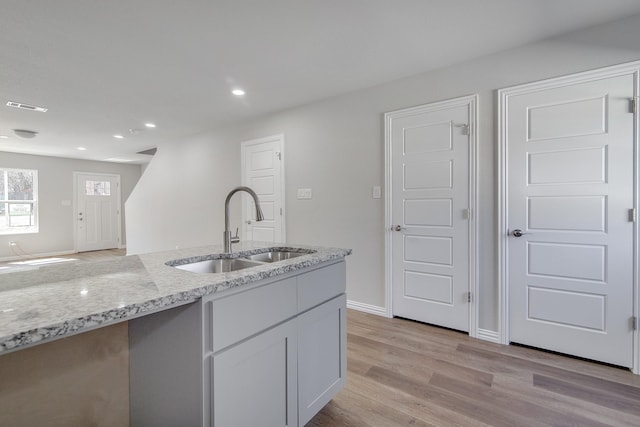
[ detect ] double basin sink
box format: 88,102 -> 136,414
168,249 -> 315,274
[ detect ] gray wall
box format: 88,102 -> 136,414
126,14 -> 640,333
0,152 -> 142,259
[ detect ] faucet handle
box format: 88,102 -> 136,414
231,227 -> 240,244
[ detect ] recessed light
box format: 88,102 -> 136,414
113,134 -> 124,139
232,89 -> 246,96
77,147 -> 87,151
0,135 -> 8,139
145,123 -> 156,128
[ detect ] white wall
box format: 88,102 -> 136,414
126,14 -> 640,333
0,152 -> 142,259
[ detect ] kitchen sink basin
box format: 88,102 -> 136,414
172,258 -> 262,273
243,250 -> 312,263
168,248 -> 316,273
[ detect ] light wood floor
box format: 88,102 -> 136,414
0,248 -> 126,270
308,310 -> 640,427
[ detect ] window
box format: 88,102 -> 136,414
0,168 -> 38,235
85,180 -> 111,196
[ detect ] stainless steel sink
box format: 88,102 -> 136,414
169,249 -> 316,273
243,251 -> 311,263
172,258 -> 262,273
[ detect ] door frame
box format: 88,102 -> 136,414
497,60 -> 640,372
384,94 -> 479,338
240,134 -> 286,242
73,171 -> 122,252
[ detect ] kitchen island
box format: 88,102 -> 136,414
0,242 -> 350,426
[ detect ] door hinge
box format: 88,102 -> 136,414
632,316 -> 637,331
467,292 -> 473,303
454,123 -> 470,135
280,207 -> 283,216
276,151 -> 281,160
629,208 -> 636,223
630,97 -> 638,114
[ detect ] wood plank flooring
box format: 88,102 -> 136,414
0,248 -> 125,271
307,310 -> 640,427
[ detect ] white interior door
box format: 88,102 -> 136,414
241,135 -> 285,243
388,97 -> 474,332
505,73 -> 636,367
75,172 -> 120,252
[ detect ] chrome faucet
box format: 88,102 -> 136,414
224,186 -> 264,253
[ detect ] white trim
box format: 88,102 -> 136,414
240,134 -> 286,243
347,300 -> 388,317
476,328 -> 501,344
497,60 -> 640,372
384,94 -> 479,336
73,172 -> 122,252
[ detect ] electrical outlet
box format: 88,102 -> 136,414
297,188 -> 312,199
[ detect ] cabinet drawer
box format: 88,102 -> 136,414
297,261 -> 346,312
211,277 -> 297,352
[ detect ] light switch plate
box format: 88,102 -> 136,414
372,186 -> 381,199
297,188 -> 312,199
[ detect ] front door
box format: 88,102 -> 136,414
504,71 -> 636,367
75,172 -> 120,252
241,135 -> 285,243
388,96 -> 475,332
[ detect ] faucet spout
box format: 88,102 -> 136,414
223,186 -> 264,253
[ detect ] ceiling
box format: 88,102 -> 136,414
2,0 -> 640,164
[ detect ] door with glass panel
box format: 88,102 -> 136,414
75,172 -> 120,252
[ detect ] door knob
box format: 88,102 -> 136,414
511,229 -> 529,237
392,225 -> 406,232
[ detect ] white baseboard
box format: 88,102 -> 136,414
347,300 -> 388,317
476,328 -> 501,343
0,250 -> 76,263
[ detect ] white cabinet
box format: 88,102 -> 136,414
298,294 -> 347,426
212,319 -> 297,427
129,259 -> 346,427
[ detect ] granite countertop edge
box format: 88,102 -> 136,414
0,242 -> 351,354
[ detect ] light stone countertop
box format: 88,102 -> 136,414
0,241 -> 351,355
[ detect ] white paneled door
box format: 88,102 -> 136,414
241,135 -> 284,243
388,96 -> 475,332
504,71 -> 636,367
75,172 -> 120,252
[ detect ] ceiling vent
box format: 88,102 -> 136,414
6,101 -> 48,112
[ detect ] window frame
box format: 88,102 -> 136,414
0,167 -> 39,235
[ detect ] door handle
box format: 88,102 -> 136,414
392,225 -> 406,232
511,229 -> 530,237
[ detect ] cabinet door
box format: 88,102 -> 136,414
211,319 -> 297,427
297,294 -> 347,426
